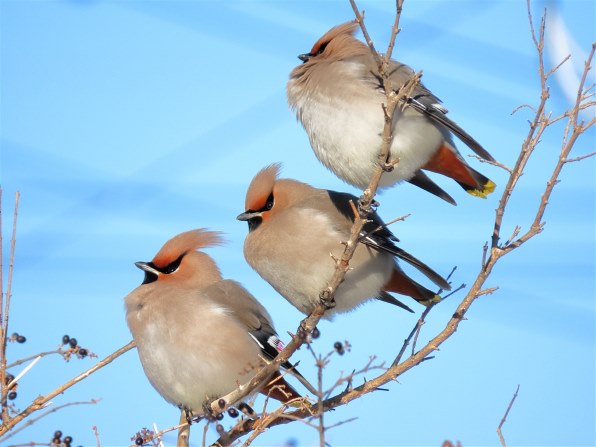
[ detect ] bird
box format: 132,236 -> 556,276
287,20 -> 496,205
237,164 -> 451,319
124,229 -> 301,416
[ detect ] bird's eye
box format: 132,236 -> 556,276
265,193 -> 274,210
163,254 -> 184,275
313,42 -> 329,56
313,41 -> 328,56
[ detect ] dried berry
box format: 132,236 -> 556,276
62,335 -> 70,345
238,402 -> 255,416
5,373 -> 14,385
69,338 -> 78,348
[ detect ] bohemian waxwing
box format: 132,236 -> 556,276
237,164 -> 451,318
124,229 -> 301,415
287,21 -> 496,205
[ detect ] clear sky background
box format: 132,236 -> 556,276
0,0 -> 594,446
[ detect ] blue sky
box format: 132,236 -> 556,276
0,0 -> 594,446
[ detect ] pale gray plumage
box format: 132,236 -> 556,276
287,21 -> 496,204
237,164 -> 450,319
124,229 -> 299,414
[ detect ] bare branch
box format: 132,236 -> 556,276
0,399 -> 100,443
0,341 -> 135,436
563,151 -> 596,163
1,191 -> 20,424
497,385 -> 520,447
468,154 -> 514,174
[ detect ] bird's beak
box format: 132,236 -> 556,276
135,261 -> 160,276
135,261 -> 161,285
236,211 -> 261,221
298,53 -> 311,63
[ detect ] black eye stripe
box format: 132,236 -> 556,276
158,254 -> 184,275
248,193 -> 274,214
314,41 -> 328,56
265,193 -> 274,210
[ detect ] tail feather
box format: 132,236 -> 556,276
406,97 -> 495,162
383,267 -> 442,307
376,291 -> 414,313
407,170 -> 457,205
261,371 -> 302,405
423,143 -> 496,198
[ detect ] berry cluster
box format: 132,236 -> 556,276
3,372 -> 17,400
333,340 -> 351,356
51,430 -> 73,447
9,332 -> 26,343
62,334 -> 88,358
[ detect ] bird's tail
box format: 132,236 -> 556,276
422,143 -> 496,199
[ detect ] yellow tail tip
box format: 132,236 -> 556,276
467,180 -> 496,199
419,294 -> 442,307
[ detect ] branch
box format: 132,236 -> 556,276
0,341 -> 135,436
0,399 -> 100,443
497,385 -> 520,447
1,191 -> 20,424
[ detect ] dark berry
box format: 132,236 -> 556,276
69,338 -> 78,348
334,341 -> 345,355
215,411 -> 224,421
238,402 -> 255,415
135,437 -> 144,446
7,391 -> 16,400
227,407 -> 239,418
78,348 -> 88,357
216,424 -> 224,434
297,328 -> 307,340
62,335 -> 70,345
64,435 -> 73,445
16,335 -> 26,343
217,398 -> 226,409
312,327 -> 320,339
54,430 -> 63,439
5,373 -> 14,385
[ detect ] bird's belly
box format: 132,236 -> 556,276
133,311 -> 260,412
298,96 -> 444,189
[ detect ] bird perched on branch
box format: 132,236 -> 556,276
124,229 -> 301,416
237,164 -> 451,319
287,20 -> 496,205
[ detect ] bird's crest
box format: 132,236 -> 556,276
245,163 -> 281,212
309,21 -> 360,57
152,229 -> 224,269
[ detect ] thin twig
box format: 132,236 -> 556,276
497,384 -> 520,447
0,340 -> 136,436
1,192 -> 20,424
0,399 -> 100,443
